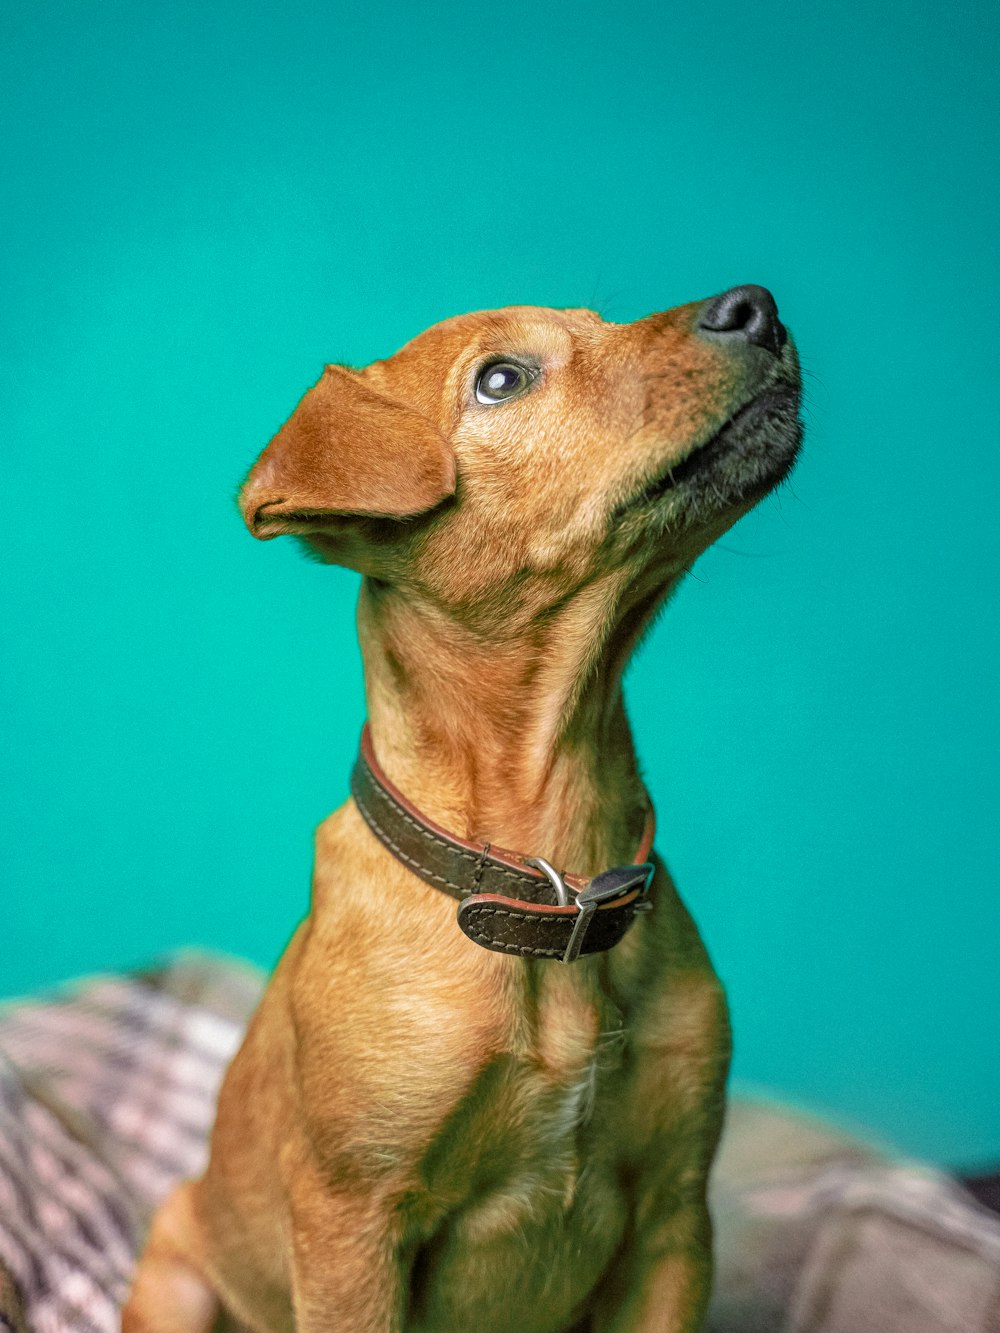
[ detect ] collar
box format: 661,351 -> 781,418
350,725 -> 656,964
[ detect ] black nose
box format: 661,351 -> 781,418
698,284 -> 787,357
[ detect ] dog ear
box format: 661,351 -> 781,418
239,365 -> 456,539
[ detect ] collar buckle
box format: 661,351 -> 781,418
530,859 -> 656,963
525,856 -> 571,906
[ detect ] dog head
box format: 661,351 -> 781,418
239,289 -> 801,634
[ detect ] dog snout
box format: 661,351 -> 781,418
697,284 -> 787,357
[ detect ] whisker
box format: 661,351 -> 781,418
716,544 -> 779,558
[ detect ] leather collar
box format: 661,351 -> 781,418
351,725 -> 656,963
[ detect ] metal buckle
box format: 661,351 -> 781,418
562,897 -> 599,965
526,856 -> 570,906
526,861 -> 655,965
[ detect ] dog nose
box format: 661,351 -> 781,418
698,285 -> 787,357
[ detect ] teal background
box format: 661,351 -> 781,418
2,1 -> 997,1165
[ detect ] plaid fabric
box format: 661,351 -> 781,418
707,1100 -> 1000,1332
0,955 -> 997,1332
0,956 -> 259,1333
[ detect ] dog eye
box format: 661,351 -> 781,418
474,360 -> 537,405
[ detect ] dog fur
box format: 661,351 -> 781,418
124,294 -> 801,1332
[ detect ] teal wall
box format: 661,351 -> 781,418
2,1 -> 997,1165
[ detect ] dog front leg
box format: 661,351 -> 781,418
123,1184 -> 224,1333
589,1203 -> 713,1333
285,1145 -> 407,1333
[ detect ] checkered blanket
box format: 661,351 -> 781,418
0,954 -> 997,1332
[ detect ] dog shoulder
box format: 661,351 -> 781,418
611,865 -> 732,1184
284,807 -> 519,1182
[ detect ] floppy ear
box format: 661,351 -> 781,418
239,364 -> 456,539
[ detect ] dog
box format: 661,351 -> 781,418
124,285 -> 801,1332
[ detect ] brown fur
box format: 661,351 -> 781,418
124,296 -> 800,1332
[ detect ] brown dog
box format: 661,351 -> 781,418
124,287 -> 801,1332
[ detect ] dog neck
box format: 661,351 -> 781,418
357,575 -> 655,878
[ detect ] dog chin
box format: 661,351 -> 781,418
621,383 -> 802,530
683,386 -> 803,509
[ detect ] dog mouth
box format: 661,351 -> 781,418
619,382 -> 803,517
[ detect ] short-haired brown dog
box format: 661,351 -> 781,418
124,286 -> 801,1332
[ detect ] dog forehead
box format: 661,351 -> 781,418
361,306 -> 606,412
394,305 -> 604,357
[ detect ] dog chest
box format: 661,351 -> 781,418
410,1154 -> 628,1332
405,1029 -> 632,1331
